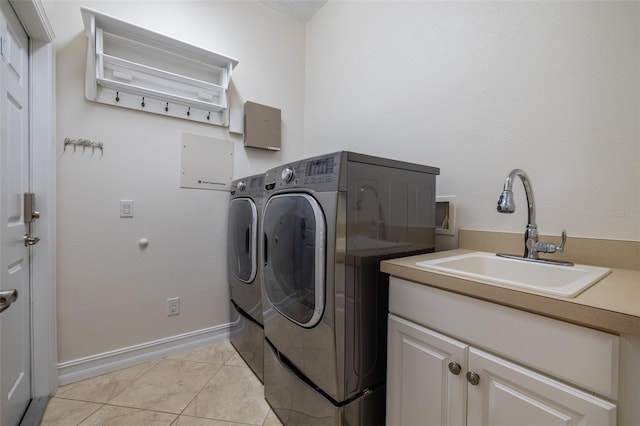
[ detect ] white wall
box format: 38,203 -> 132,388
47,0 -> 639,367
46,0 -> 305,363
304,1 -> 639,241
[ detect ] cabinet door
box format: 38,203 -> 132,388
387,314 -> 467,426
467,347 -> 616,426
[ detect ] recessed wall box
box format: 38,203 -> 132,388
243,101 -> 281,151
435,195 -> 456,236
81,7 -> 238,127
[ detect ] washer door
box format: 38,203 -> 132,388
263,194 -> 325,328
228,198 -> 258,283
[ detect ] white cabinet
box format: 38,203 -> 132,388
387,277 -> 618,426
387,314 -> 467,426
467,347 -> 616,426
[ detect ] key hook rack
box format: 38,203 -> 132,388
114,93 -> 214,120
64,138 -> 104,156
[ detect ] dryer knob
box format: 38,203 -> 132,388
281,167 -> 294,183
237,181 -> 247,191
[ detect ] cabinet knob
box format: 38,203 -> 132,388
466,371 -> 480,386
448,362 -> 462,375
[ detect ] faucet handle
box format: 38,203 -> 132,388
534,229 -> 567,254
558,229 -> 567,252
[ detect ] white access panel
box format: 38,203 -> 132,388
180,133 -> 233,191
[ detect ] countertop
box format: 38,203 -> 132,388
381,249 -> 640,336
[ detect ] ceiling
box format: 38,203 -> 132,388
261,0 -> 328,23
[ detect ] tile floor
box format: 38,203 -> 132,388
41,340 -> 283,426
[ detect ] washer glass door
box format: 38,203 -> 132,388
262,194 -> 325,328
228,198 -> 258,283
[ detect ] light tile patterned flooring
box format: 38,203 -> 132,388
41,340 -> 283,426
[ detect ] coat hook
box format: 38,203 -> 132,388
165,102 -> 169,112
141,97 -> 145,108
187,107 -> 191,117
115,92 -> 120,102
90,141 -> 103,156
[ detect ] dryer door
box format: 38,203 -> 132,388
262,194 -> 325,328
228,198 -> 258,283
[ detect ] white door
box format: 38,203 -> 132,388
0,1 -> 32,425
466,347 -> 616,426
386,314 -> 467,426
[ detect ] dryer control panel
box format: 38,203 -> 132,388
231,174 -> 265,198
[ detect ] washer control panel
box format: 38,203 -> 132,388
265,152 -> 342,192
304,156 -> 335,177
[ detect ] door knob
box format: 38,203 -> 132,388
0,289 -> 18,314
24,234 -> 40,246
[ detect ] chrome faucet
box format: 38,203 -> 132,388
496,169 -> 572,265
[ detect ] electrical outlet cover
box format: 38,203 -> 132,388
166,297 -> 180,316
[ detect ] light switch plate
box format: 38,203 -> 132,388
120,200 -> 134,218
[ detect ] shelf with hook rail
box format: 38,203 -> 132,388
81,7 -> 238,127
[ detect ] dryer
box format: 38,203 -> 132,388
228,174 -> 265,381
261,151 -> 440,425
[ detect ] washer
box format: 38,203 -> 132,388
261,151 -> 439,425
228,174 -> 265,381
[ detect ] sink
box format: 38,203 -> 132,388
415,252 -> 611,297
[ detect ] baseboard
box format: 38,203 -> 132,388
57,323 -> 232,386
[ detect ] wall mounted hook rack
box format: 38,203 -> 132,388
81,7 -> 238,127
64,138 -> 104,156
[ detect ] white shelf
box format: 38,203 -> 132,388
82,7 -> 238,126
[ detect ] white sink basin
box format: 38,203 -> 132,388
415,252 -> 611,297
